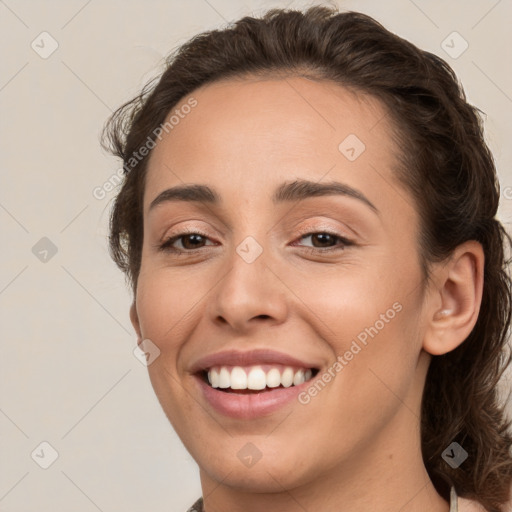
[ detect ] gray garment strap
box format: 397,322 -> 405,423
450,486 -> 459,511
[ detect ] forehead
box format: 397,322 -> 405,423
144,76 -> 400,211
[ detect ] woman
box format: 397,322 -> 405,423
102,6 -> 512,511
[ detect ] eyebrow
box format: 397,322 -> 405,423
148,179 -> 378,214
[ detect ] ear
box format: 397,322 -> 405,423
130,301 -> 142,342
422,240 -> 485,356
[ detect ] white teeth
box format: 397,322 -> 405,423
230,366 -> 247,389
218,367 -> 231,388
207,365 -> 314,390
266,368 -> 281,388
247,367 -> 267,390
209,370 -> 219,388
281,367 -> 294,387
293,369 -> 305,386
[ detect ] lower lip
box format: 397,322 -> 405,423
195,374 -> 312,419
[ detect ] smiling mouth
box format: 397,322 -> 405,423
199,365 -> 319,393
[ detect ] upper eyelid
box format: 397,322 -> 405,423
162,226 -> 351,241
160,217 -> 355,237
160,229 -> 353,251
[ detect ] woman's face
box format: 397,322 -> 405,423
131,76 -> 433,492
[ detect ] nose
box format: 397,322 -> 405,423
207,241 -> 289,333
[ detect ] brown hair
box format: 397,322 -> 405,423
101,6 -> 512,510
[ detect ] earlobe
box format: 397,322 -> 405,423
422,241 -> 484,356
130,301 -> 142,341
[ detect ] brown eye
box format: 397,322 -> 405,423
179,234 -> 207,250
294,232 -> 353,252
159,231 -> 215,253
307,233 -> 337,248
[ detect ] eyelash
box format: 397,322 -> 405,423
157,228 -> 354,256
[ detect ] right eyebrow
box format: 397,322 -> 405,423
149,184 -> 221,212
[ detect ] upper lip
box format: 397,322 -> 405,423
189,349 -> 320,373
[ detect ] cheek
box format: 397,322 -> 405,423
289,254 -> 424,413
133,268 -> 212,427
135,264 -> 211,346
283,256 -> 410,343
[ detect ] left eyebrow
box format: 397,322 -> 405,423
148,179 -> 378,215
272,179 -> 378,214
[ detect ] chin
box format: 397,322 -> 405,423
200,458 -> 308,493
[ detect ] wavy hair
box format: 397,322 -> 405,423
101,6 -> 512,510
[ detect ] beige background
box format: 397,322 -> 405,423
1,0 -> 511,510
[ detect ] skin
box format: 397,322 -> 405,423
129,76 -> 484,512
